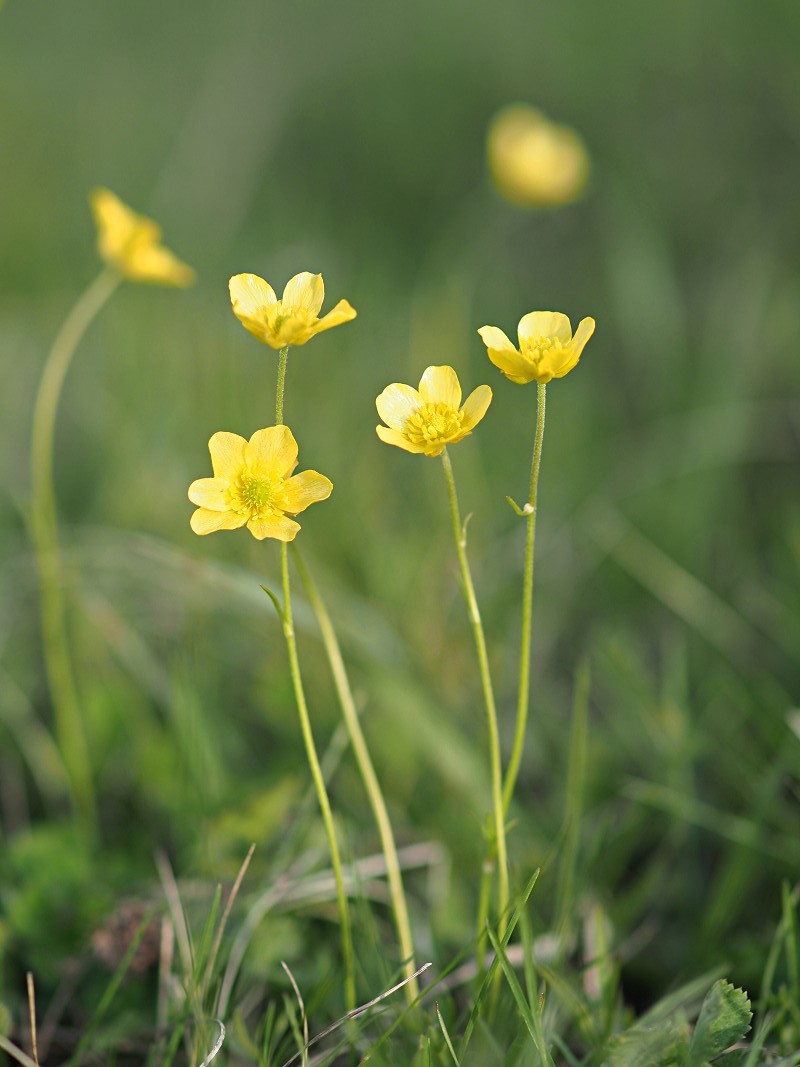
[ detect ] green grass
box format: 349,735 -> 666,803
1,0 -> 800,1062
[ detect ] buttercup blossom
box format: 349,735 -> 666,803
478,312 -> 595,385
487,105 -> 589,209
376,366 -> 492,457
229,272 -> 357,349
188,425 -> 332,541
89,188 -> 195,286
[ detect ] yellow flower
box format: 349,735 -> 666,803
188,425 -> 332,541
229,272 -> 357,349
478,312 -> 595,385
487,105 -> 589,208
376,366 -> 492,457
89,188 -> 195,286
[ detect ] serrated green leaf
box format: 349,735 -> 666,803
607,1020 -> 689,1067
688,980 -> 752,1066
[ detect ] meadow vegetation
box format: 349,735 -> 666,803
1,1 -> 799,1064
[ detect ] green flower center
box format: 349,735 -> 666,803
232,473 -> 278,518
405,402 -> 463,446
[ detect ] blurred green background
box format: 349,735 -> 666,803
1,0 -> 800,1036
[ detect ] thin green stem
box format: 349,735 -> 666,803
292,545 -> 419,1002
280,544 -> 356,1010
503,382 -> 546,814
440,448 -> 509,931
273,344 -> 355,1007
30,267 -> 120,829
275,345 -> 289,425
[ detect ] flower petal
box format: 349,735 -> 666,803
477,325 -> 517,355
126,244 -> 196,287
275,470 -> 333,514
90,187 -> 144,259
308,299 -> 357,336
376,383 -> 422,430
460,385 -> 493,431
187,477 -> 229,510
376,425 -> 428,454
482,341 -> 536,384
208,432 -> 247,479
282,272 -> 324,315
246,514 -> 301,541
246,425 -> 298,478
190,508 -> 246,535
418,365 -> 462,408
229,273 -> 277,318
518,311 -> 572,345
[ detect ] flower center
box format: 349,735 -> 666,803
521,336 -> 566,366
231,473 -> 278,518
404,402 -> 463,446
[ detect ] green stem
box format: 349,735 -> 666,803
503,382 -> 546,814
30,267 -> 120,829
440,449 -> 509,931
275,345 -> 289,425
273,345 -> 355,1007
292,545 -> 419,1002
280,544 -> 356,1010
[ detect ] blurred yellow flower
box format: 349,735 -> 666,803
188,425 -> 332,541
479,312 -> 595,385
487,105 -> 589,208
376,366 -> 492,457
89,188 -> 195,286
229,272 -> 357,349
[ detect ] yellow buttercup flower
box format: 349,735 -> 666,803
479,312 -> 595,386
376,366 -> 492,458
487,105 -> 589,209
89,188 -> 195,286
229,272 -> 357,349
188,425 -> 332,541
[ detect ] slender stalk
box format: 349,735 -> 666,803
292,546 -> 419,1001
279,544 -> 355,1009
274,346 -> 355,1009
502,382 -> 546,814
30,267 -> 120,828
440,448 -> 508,930
275,345 -> 289,425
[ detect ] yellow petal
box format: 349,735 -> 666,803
208,431 -> 247,479
187,477 -> 229,510
570,316 -> 595,355
482,341 -> 536,384
246,425 -> 298,478
246,514 -> 301,541
229,273 -> 277,316
375,425 -> 429,454
418,365 -> 462,409
276,470 -> 333,514
460,385 -> 493,431
190,508 -> 246,535
282,272 -> 324,315
125,243 -> 196,287
477,325 -> 517,355
90,187 -> 146,259
308,299 -> 358,336
551,316 -> 595,378
375,383 -> 423,431
518,311 -> 572,345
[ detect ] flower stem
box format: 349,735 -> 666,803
30,267 -> 120,831
292,545 -> 419,1002
280,544 -> 356,1010
502,382 -> 546,814
440,449 -> 509,931
275,345 -> 289,425
273,345 -> 355,1008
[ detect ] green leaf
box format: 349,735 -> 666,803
607,1020 -> 689,1067
688,980 -> 752,1066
